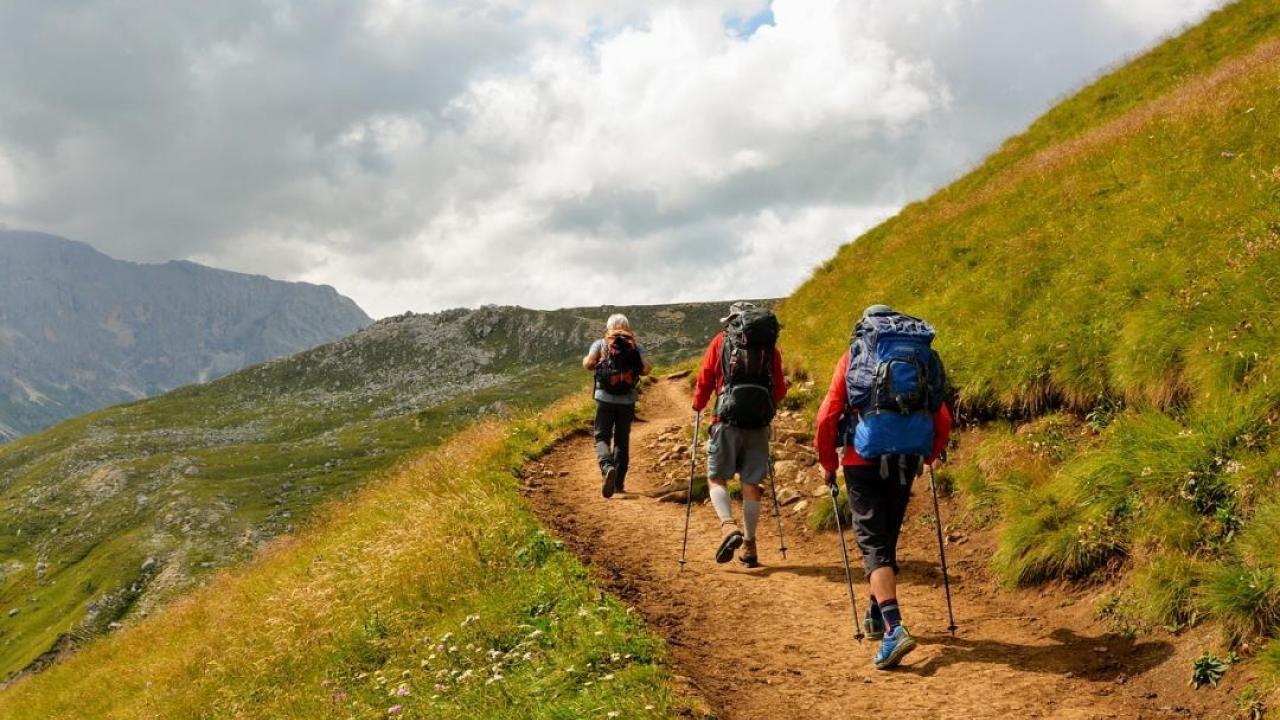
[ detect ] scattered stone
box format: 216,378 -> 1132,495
7,608 -> 17,617
776,488 -> 802,506
184,465 -> 200,476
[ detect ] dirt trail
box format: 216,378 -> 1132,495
524,378 -> 1196,719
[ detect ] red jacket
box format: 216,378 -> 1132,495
815,349 -> 952,473
692,332 -> 788,420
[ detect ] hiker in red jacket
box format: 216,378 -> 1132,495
814,304 -> 952,669
692,302 -> 788,568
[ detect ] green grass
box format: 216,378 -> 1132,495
772,0 -> 1280,684
0,400 -> 693,719
0,302 -> 732,680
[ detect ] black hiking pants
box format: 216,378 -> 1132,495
844,456 -> 920,577
594,400 -> 635,490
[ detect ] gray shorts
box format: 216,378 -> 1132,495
707,422 -> 771,485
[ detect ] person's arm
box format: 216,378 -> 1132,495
771,347 -> 789,404
691,335 -> 722,412
583,340 -> 601,370
815,351 -> 850,479
929,402 -> 953,464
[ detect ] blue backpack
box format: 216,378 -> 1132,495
843,310 -> 946,470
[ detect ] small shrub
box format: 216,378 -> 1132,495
1190,651 -> 1232,689
807,489 -> 849,532
1234,686 -> 1266,720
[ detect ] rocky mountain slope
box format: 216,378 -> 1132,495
0,230 -> 372,440
0,300 -> 747,681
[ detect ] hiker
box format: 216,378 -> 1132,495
692,302 -> 788,568
583,314 -> 652,498
815,304 -> 952,670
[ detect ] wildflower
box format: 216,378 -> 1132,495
486,674 -> 505,685
461,614 -> 480,627
395,683 -> 411,697
387,705 -> 403,716
607,710 -> 620,717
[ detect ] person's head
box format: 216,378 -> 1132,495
720,301 -> 759,324
862,304 -> 892,319
606,313 -> 631,333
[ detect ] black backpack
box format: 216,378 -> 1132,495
595,331 -> 644,395
715,308 -> 780,428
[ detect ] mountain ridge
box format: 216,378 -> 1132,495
0,229 -> 373,439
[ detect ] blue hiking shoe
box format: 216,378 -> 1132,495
873,625 -> 917,670
863,611 -> 885,641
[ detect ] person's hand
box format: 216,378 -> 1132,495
824,470 -> 839,497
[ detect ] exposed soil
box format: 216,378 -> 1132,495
523,377 -> 1232,719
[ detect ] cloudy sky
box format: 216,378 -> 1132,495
0,0 -> 1225,317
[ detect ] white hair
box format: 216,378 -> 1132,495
606,313 -> 630,332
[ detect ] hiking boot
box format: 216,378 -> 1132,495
739,539 -> 759,568
715,523 -> 744,564
873,625 -> 917,670
863,610 -> 885,641
601,465 -> 618,498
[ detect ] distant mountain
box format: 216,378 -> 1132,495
0,230 -> 372,439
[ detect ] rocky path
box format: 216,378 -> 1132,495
523,377 -> 1198,719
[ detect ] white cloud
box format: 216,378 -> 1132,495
0,0 -> 1230,318
1095,0 -> 1225,34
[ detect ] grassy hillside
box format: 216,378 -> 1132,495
0,301 -> 737,681
0,399 -> 692,719
780,0 -> 1280,693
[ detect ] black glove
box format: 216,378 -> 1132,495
824,471 -> 839,497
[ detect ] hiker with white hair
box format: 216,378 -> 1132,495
583,313 -> 652,498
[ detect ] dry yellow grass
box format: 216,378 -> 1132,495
0,398 -> 682,719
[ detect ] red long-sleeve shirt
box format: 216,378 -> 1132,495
815,349 -> 952,473
692,332 -> 788,420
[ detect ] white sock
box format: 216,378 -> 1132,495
742,499 -> 761,541
709,483 -> 734,524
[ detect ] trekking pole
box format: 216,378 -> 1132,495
928,464 -> 959,635
829,482 -> 865,643
678,411 -> 702,572
766,445 -> 787,560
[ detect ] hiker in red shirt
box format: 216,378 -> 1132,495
692,302 -> 788,568
814,304 -> 952,670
